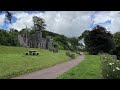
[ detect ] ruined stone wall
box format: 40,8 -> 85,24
46,36 -> 53,50
18,34 -> 26,47
18,31 -> 53,49
41,38 -> 46,49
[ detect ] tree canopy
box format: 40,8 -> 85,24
83,25 -> 114,54
111,32 -> 120,59
33,16 -> 46,31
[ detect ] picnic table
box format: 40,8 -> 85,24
26,50 -> 39,55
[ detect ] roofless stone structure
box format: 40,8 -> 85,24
18,28 -> 53,50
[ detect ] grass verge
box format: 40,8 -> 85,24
0,46 -> 79,79
57,54 -> 103,79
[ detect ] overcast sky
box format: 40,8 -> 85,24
0,11 -> 120,37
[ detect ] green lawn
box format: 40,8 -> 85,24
57,54 -> 103,79
0,46 -> 79,79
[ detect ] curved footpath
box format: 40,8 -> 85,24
12,54 -> 84,79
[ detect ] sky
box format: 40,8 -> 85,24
0,11 -> 120,37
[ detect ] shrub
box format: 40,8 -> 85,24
53,48 -> 58,53
75,51 -> 80,55
49,48 -> 53,52
66,52 -> 70,56
70,54 -> 75,59
100,53 -> 120,79
66,51 -> 75,59
110,46 -> 120,60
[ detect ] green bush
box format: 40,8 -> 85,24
110,46 -> 120,60
70,54 -> 75,59
66,52 -> 70,56
66,51 -> 75,59
75,51 -> 80,55
53,48 -> 58,53
58,45 -> 64,50
100,53 -> 120,79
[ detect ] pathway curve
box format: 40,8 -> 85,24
12,54 -> 84,79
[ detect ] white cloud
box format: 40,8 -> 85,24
92,11 -> 120,34
0,14 -> 5,25
93,11 -> 113,24
44,11 -> 94,37
8,11 -> 94,37
9,12 -> 34,30
7,11 -> 120,37
106,11 -> 120,33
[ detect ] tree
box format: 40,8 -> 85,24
111,32 -> 120,59
85,25 -> 114,55
69,37 -> 79,46
33,16 -> 46,31
68,37 -> 80,51
113,32 -> 120,47
78,30 -> 90,50
0,29 -> 19,46
53,35 -> 69,50
78,30 -> 90,40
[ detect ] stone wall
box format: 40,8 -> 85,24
46,36 -> 54,50
18,30 -> 52,49
18,34 -> 26,47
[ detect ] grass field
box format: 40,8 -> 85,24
0,46 -> 79,79
57,54 -> 103,79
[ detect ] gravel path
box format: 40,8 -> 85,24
12,54 -> 84,79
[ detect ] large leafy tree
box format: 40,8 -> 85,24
0,29 -> 19,46
113,32 -> 120,47
33,16 -> 46,31
53,35 -> 69,50
68,37 -> 80,51
85,25 -> 114,55
78,30 -> 90,50
111,32 -> 120,59
69,37 -> 79,47
78,30 -> 90,40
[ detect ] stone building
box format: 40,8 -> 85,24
18,30 -> 53,50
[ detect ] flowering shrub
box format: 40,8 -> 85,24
100,53 -> 120,79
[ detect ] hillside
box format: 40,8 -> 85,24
42,30 -> 61,38
0,46 -> 79,79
